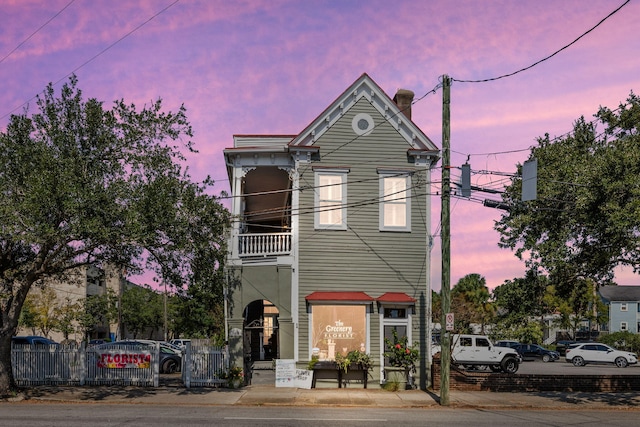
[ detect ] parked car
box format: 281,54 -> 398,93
565,343 -> 638,368
513,344 -> 560,362
88,339 -> 108,346
94,340 -> 182,374
169,339 -> 191,350
555,340 -> 577,356
11,336 -> 58,346
495,340 -> 519,348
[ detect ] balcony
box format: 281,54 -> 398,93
238,232 -> 292,257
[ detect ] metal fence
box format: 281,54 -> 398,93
11,341 -> 228,388
11,343 -> 85,386
182,343 -> 228,388
86,342 -> 159,387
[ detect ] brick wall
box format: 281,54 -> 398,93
431,359 -> 640,392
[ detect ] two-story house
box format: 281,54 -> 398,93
599,285 -> 640,334
223,73 -> 440,387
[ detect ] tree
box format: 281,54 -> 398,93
77,290 -> 117,342
173,281 -> 225,339
28,287 -> 59,338
18,297 -> 38,336
120,284 -> 163,339
495,92 -> 640,290
54,297 -> 81,342
491,270 -> 552,342
451,273 -> 494,333
0,76 -> 229,395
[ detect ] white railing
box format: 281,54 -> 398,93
11,343 -> 85,386
238,232 -> 291,257
182,344 -> 228,388
11,342 -> 228,388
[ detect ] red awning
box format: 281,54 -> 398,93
305,291 -> 374,302
376,292 -> 416,304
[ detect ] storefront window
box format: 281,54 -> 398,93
310,305 -> 367,360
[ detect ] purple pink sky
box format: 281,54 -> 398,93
2,0 -> 639,291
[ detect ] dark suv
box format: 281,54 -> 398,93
11,336 -> 58,346
513,344 -> 560,362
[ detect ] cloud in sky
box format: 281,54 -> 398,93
1,0 -> 638,289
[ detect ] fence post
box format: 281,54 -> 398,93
184,342 -> 191,389
153,342 -> 160,387
79,341 -> 86,386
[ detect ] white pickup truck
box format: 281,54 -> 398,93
450,334 -> 520,373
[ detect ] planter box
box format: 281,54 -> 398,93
311,361 -> 369,388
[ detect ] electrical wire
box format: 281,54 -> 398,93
451,0 -> 631,84
0,0 -> 76,66
1,0 -> 181,121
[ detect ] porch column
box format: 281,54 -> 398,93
277,317 -> 295,359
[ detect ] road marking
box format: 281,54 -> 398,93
225,417 -> 387,422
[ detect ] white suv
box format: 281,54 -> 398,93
565,343 -> 638,368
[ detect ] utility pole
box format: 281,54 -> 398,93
163,280 -> 168,342
440,74 -> 451,406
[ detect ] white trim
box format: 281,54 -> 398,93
621,321 -> 628,331
378,173 -> 411,232
352,113 -> 374,136
291,166 -> 300,361
314,170 -> 347,230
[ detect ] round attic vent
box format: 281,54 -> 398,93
352,113 -> 374,136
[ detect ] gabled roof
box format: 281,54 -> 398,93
288,73 -> 439,156
599,285 -> 640,302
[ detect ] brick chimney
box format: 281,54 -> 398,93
393,89 -> 414,120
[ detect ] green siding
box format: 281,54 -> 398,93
297,99 -> 430,368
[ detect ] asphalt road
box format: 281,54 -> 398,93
2,404 -> 640,427
516,359 -> 640,376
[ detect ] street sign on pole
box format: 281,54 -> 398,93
445,312 -> 454,331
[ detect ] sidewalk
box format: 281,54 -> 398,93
10,382 -> 640,409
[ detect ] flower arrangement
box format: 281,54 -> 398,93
220,365 -> 243,387
383,330 -> 419,373
334,349 -> 373,373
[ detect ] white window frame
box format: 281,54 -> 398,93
620,321 -> 628,331
378,172 -> 411,231
379,303 -> 413,379
314,170 -> 348,230
620,303 -> 628,312
308,303 -> 370,360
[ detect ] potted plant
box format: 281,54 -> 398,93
220,365 -> 244,389
335,350 -> 373,373
383,330 -> 419,390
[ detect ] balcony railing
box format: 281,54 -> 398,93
238,232 -> 292,257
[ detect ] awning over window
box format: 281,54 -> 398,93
305,291 -> 374,303
376,292 -> 416,304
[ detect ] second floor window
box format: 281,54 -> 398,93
379,173 -> 411,231
315,170 -> 347,230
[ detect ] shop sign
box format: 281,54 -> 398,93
97,352 -> 152,369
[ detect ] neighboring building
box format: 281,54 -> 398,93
17,264 -> 161,343
223,73 -> 440,387
599,285 -> 640,334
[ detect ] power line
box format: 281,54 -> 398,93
0,0 -> 76,66
451,0 -> 631,84
1,0 -> 181,121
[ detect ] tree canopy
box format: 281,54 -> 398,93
495,92 -> 640,291
0,76 -> 229,395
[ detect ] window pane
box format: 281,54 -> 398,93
311,305 -> 366,360
384,177 -> 406,201
384,204 -> 406,227
381,175 -> 409,229
316,173 -> 346,228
